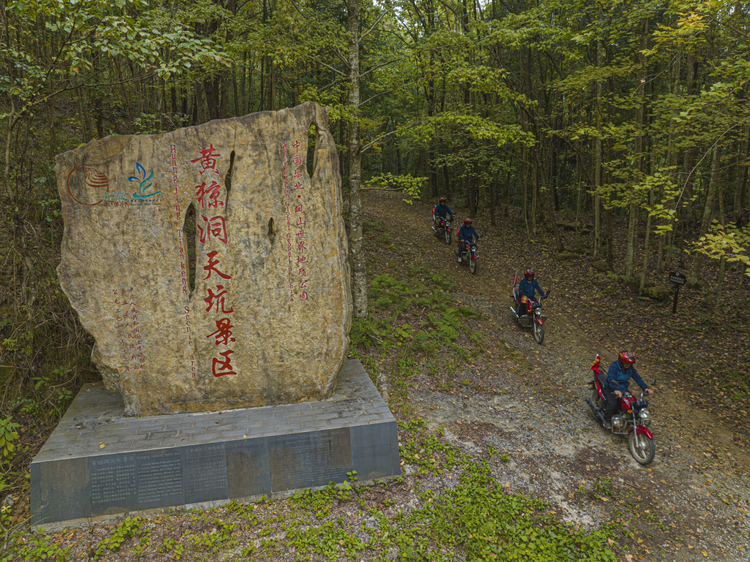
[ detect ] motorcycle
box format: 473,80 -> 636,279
509,271 -> 548,344
455,238 -> 479,274
431,215 -> 453,244
585,354 -> 656,465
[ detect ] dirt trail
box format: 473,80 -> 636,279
364,191 -> 750,560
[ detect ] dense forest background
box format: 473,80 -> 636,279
0,0 -> 749,421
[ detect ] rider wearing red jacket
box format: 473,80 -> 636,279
602,352 -> 654,428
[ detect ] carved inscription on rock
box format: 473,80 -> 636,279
56,102 -> 351,416
90,454 -> 138,516
182,444 -> 228,504
268,428 -> 352,491
136,450 -> 183,510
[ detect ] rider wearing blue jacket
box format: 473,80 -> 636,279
517,269 -> 544,315
456,218 -> 479,262
433,198 -> 454,222
602,351 -> 654,428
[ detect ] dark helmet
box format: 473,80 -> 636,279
439,197 -> 446,204
464,218 -> 472,226
618,351 -> 636,366
524,269 -> 534,278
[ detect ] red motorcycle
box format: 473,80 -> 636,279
456,237 -> 479,274
510,271 -> 548,343
586,354 -> 656,465
432,215 -> 453,244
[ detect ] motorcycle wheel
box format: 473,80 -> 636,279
532,321 -> 544,344
444,228 -> 451,244
628,430 -> 655,465
469,257 -> 477,274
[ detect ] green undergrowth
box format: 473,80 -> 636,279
6,419 -> 618,561
351,265 -> 481,354
390,419 -> 618,561
349,265 -> 484,403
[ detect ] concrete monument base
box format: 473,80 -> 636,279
31,360 -> 399,530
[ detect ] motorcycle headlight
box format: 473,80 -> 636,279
639,410 -> 650,421
535,308 -> 541,316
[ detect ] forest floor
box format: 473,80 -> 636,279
2,191 -> 750,561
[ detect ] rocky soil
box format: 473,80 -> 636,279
364,191 -> 750,561
4,191 -> 749,561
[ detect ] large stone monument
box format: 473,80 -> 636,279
56,102 -> 350,416
31,103 -> 400,529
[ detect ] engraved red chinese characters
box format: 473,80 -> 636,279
212,350 -> 236,377
191,143 -> 221,174
197,216 -> 228,244
207,318 -> 235,346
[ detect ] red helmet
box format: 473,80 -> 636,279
618,351 -> 636,366
439,197 -> 446,204
464,218 -> 472,226
524,269 -> 534,278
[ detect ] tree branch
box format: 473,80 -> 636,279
361,129 -> 400,152
304,54 -> 348,76
359,10 -> 387,44
359,56 -> 403,79
362,121 -> 423,152
360,80 -> 420,106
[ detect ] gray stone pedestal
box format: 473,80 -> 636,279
31,360 -> 400,529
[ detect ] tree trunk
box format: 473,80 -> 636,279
347,0 -> 367,318
625,19 -> 648,278
639,188 -> 654,294
574,145 -> 582,232
734,123 -> 750,221
593,140 -> 601,259
682,52 -> 699,224
503,167 -> 511,218
593,14 -> 603,259
535,148 -> 564,251
489,181 -> 495,226
233,66 -> 240,117
689,144 -> 722,284
604,207 -> 615,270
531,150 -> 538,235
522,145 -> 529,237
659,47 -> 682,272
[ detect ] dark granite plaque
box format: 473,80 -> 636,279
269,428 -> 352,491
226,438 -> 272,498
351,421 -> 401,480
31,360 -> 401,528
90,453 -> 138,516
136,449 -> 183,510
181,444 -> 229,504
39,458 -> 89,525
29,463 -> 42,525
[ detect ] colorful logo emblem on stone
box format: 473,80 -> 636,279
66,165 -> 109,206
129,163 -> 162,199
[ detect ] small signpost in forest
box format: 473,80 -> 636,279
669,271 -> 687,314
